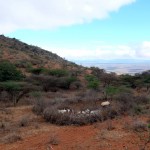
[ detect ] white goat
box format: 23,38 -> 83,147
58,109 -> 67,113
101,101 -> 110,107
90,110 -> 100,115
58,108 -> 71,114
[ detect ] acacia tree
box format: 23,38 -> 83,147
0,81 -> 34,106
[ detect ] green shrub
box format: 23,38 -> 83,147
87,80 -> 99,89
0,81 -> 22,91
105,86 -> 119,100
0,61 -> 23,81
30,68 -> 45,75
85,75 -> 99,89
48,69 -> 68,77
85,75 -> 96,82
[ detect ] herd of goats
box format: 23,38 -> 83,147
57,100 -> 110,116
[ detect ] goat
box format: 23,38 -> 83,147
101,101 -> 110,107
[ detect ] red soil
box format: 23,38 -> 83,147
0,106 -> 149,150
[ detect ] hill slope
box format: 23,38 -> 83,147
0,35 -> 79,70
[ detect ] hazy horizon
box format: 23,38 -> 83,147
74,60 -> 150,75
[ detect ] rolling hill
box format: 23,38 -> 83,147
0,35 -> 80,71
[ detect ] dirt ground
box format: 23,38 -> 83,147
0,106 -> 150,150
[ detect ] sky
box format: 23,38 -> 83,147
1,0 -> 150,62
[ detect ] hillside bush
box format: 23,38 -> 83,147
104,86 -> 120,100
29,67 -> 45,75
28,74 -> 76,91
115,92 -> 135,113
69,81 -> 82,90
32,98 -> 47,115
85,75 -> 99,89
0,61 -> 23,81
135,95 -> 150,105
56,77 -> 77,89
48,69 -> 68,77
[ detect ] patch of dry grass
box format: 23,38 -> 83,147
2,133 -> 22,144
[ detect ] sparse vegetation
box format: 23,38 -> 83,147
3,133 -> 22,144
49,134 -> 60,145
0,35 -> 150,150
130,120 -> 147,132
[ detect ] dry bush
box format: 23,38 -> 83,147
115,92 -> 135,113
100,106 -> 118,122
83,89 -> 99,101
32,98 -> 47,115
135,95 -> 150,105
129,120 -> 147,132
75,90 -> 86,98
40,93 -> 119,125
43,107 -> 61,124
0,121 -> 12,134
49,134 -> 60,145
18,115 -> 29,127
114,93 -> 150,116
3,133 -> 22,143
69,81 -> 82,90
43,106 -> 103,126
33,92 -> 119,126
0,121 -> 6,130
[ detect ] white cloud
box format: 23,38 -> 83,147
0,0 -> 136,33
43,41 -> 150,60
136,41 -> 150,58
